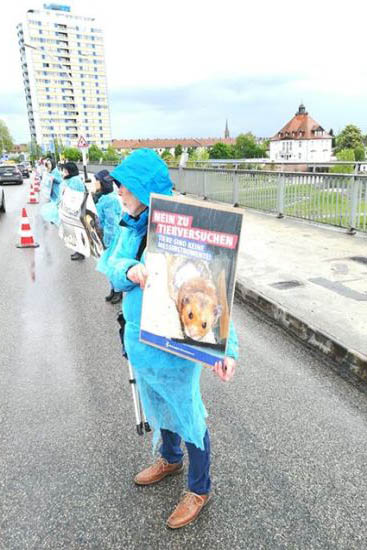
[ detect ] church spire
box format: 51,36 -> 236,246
224,119 -> 230,138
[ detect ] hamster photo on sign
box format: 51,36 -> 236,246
140,194 -> 243,367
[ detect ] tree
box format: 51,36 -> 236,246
329,128 -> 336,149
0,120 -> 14,152
330,149 -> 355,174
189,148 -> 209,161
335,124 -> 363,152
88,144 -> 104,162
0,127 -> 13,155
234,133 -> 267,158
187,148 -> 210,167
63,147 -> 82,161
354,145 -> 365,162
161,149 -> 174,164
209,142 -> 234,159
174,144 -> 183,158
102,145 -> 119,163
53,137 -> 64,162
29,140 -> 42,163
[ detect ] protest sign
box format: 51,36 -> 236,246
41,171 -> 52,200
58,188 -> 104,258
140,194 -> 243,367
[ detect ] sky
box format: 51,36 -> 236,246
1,0 -> 367,144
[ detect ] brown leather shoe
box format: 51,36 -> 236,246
134,457 -> 183,486
167,491 -> 211,529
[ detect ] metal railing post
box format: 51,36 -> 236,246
348,170 -> 359,235
277,172 -> 285,218
232,170 -> 239,207
178,152 -> 188,195
177,165 -> 183,192
203,170 -> 207,200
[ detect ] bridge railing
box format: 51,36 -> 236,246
169,167 -> 367,234
78,162 -> 367,234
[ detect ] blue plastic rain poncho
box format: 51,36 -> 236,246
50,166 -> 63,202
97,149 -> 238,450
41,174 -> 85,225
95,193 -> 122,248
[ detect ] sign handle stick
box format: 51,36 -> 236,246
128,361 -> 144,435
81,149 -> 90,183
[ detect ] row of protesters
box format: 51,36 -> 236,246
40,162 -> 123,274
41,161 -> 85,227
41,161 -> 87,261
96,149 -> 239,529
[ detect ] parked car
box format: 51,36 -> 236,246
0,188 -> 5,213
17,163 -> 30,178
0,165 -> 23,185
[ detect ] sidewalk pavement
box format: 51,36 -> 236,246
235,209 -> 367,384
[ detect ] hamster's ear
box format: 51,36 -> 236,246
213,304 -> 222,322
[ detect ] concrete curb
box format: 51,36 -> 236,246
235,279 -> 367,385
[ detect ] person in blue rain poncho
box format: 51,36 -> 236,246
97,149 -> 239,529
41,162 -> 86,261
41,161 -> 85,228
93,169 -> 123,303
47,158 -> 63,202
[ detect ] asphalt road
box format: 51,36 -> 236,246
1,182 -> 366,550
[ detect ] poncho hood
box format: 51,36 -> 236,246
110,148 -> 172,206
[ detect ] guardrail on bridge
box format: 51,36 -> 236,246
169,167 -> 367,234
77,162 -> 367,234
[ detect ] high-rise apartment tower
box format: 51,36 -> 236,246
17,3 -> 111,151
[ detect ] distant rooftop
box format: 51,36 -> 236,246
43,4 -> 71,11
112,137 -> 236,150
271,104 -> 332,141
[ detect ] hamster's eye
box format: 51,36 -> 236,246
188,312 -> 193,320
202,322 -> 207,329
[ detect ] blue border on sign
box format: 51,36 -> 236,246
140,330 -> 221,366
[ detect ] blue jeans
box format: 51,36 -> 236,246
159,429 -> 211,495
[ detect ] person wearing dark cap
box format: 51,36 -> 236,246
62,162 -> 87,261
93,170 -> 123,303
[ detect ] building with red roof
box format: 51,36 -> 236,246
111,137 -> 235,156
270,104 -> 332,162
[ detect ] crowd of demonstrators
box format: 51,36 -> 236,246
36,149 -> 239,529
95,149 -> 239,530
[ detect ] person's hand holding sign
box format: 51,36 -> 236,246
127,263 -> 148,289
213,357 -> 236,382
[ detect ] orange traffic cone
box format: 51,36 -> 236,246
27,183 -> 39,204
16,208 -> 39,248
